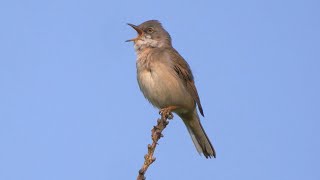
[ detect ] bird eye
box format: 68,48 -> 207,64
147,27 -> 154,33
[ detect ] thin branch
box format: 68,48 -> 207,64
136,113 -> 172,180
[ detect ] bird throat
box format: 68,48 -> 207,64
134,36 -> 163,53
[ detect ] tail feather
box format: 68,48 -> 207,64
180,110 -> 216,158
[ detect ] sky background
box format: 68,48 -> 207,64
0,0 -> 319,180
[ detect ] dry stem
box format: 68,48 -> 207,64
136,113 -> 172,180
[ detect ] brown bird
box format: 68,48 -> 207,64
127,20 -> 216,158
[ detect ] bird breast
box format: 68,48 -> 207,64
136,51 -> 194,111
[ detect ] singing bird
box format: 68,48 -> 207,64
127,20 -> 216,158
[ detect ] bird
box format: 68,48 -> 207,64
126,20 -> 216,158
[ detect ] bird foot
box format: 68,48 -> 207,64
159,106 -> 178,120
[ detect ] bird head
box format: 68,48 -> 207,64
126,20 -> 172,50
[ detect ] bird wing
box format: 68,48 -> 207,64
167,48 -> 205,117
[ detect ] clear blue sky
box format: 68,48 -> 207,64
0,0 -> 319,179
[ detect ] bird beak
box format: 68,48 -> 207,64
126,23 -> 143,42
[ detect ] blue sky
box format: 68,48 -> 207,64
0,0 -> 319,179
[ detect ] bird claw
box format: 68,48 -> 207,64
159,108 -> 174,119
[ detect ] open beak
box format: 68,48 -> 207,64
126,23 -> 143,42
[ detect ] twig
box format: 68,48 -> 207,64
136,113 -> 171,180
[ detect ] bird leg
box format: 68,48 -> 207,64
159,106 -> 178,120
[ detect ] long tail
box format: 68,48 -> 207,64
180,109 -> 216,158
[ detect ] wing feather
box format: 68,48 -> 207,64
168,48 -> 205,117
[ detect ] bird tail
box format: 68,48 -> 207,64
180,109 -> 216,158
